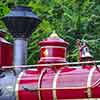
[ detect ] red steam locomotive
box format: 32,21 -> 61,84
0,6 -> 100,100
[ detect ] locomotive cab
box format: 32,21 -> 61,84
0,30 -> 16,100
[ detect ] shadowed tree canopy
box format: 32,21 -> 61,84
0,0 -> 100,64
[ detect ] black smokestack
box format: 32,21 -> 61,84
1,6 -> 41,66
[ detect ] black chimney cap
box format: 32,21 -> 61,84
1,6 -> 41,38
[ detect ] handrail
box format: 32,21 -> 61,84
1,60 -> 100,69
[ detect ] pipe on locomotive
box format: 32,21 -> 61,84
14,38 -> 27,65
1,6 -> 41,68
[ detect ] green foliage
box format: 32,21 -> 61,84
0,0 -> 100,64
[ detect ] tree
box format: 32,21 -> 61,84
0,0 -> 100,64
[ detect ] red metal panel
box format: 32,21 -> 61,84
40,68 -> 56,100
91,67 -> 100,98
55,68 -> 89,99
16,69 -> 40,100
40,47 -> 66,58
0,42 -> 13,67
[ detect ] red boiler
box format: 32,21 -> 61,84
16,66 -> 100,100
16,32 -> 100,100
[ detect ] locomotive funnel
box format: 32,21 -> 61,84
1,6 -> 41,65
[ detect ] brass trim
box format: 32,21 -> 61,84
41,46 -> 66,49
49,31 -> 59,38
38,68 -> 47,100
87,67 -> 96,98
53,68 -> 62,100
18,87 -> 88,91
15,71 -> 24,100
41,57 -> 66,60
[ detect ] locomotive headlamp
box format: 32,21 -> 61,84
1,6 -> 41,66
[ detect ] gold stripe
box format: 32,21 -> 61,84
15,71 -> 24,100
28,87 -> 86,91
87,67 -> 96,98
41,57 -> 66,60
53,68 -> 62,100
38,68 -> 47,100
16,87 -> 87,91
41,46 -> 66,49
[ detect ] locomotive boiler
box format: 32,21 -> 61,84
0,5 -> 100,100
16,33 -> 100,100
